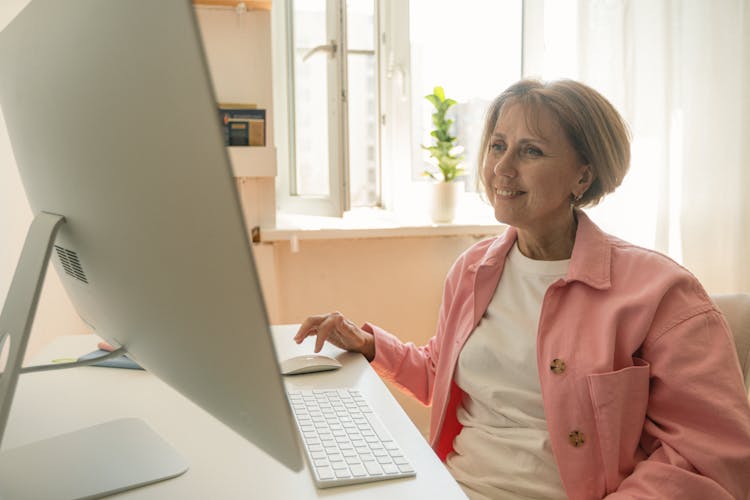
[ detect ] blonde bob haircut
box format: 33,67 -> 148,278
478,79 -> 631,207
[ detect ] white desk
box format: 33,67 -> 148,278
2,325 -> 466,499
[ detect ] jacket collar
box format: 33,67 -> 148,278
470,230 -> 514,327
471,210 -> 613,328
566,210 -> 612,290
474,209 -> 612,290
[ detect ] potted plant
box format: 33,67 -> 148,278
422,86 -> 465,223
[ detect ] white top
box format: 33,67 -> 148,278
445,243 -> 569,500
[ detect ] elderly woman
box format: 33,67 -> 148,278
294,79 -> 750,500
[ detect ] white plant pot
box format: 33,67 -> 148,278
430,181 -> 464,223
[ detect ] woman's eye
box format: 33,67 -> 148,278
524,146 -> 543,156
491,143 -> 506,152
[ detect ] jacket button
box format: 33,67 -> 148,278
568,430 -> 585,447
550,358 -> 566,374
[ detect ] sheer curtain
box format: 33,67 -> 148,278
535,0 -> 750,293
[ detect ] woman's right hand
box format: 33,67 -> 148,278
294,312 -> 375,362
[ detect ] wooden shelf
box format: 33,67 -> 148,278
193,0 -> 271,10
228,146 -> 277,177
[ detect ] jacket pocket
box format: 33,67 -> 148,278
587,357 -> 650,494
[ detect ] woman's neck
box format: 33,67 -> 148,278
516,213 -> 578,261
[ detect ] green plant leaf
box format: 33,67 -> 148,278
422,170 -> 440,181
421,85 -> 465,183
439,158 -> 460,169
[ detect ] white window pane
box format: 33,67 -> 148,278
409,0 -> 523,190
346,0 -> 378,207
292,0 -> 330,197
347,0 -> 374,50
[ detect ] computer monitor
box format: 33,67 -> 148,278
0,0 -> 302,497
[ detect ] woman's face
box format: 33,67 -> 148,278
483,102 -> 592,237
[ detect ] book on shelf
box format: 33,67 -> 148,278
219,105 -> 265,146
219,102 -> 257,109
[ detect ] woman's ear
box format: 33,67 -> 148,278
578,164 -> 594,190
572,165 -> 595,203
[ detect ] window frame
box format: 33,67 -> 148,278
273,0 -> 351,217
376,0 -> 412,214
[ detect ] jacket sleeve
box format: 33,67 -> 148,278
362,323 -> 441,406
606,308 -> 750,500
363,250 -> 467,406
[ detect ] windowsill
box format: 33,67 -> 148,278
258,194 -> 505,242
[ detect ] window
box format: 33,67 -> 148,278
273,0 -> 523,217
408,0 -> 522,192
274,0 -> 377,216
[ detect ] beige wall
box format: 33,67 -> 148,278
255,232 -> 501,436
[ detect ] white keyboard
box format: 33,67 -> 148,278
287,389 -> 416,488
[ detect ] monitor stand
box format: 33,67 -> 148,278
0,418 -> 188,499
0,212 -> 188,499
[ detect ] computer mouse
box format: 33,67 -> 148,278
280,354 -> 343,375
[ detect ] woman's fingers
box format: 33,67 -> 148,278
294,314 -> 327,343
341,316 -> 359,336
314,312 -> 344,353
294,312 -> 358,352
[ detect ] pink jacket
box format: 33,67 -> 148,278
366,211 -> 750,499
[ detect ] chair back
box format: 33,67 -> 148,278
711,293 -> 750,391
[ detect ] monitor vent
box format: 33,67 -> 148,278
54,245 -> 89,284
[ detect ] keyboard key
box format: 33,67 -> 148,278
364,412 -> 393,442
382,464 -> 399,475
317,467 -> 334,480
398,464 -> 415,474
334,469 -> 351,479
364,461 -> 383,476
350,464 -> 367,477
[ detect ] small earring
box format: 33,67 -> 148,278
573,192 -> 583,202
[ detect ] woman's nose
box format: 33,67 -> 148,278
493,151 -> 517,177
